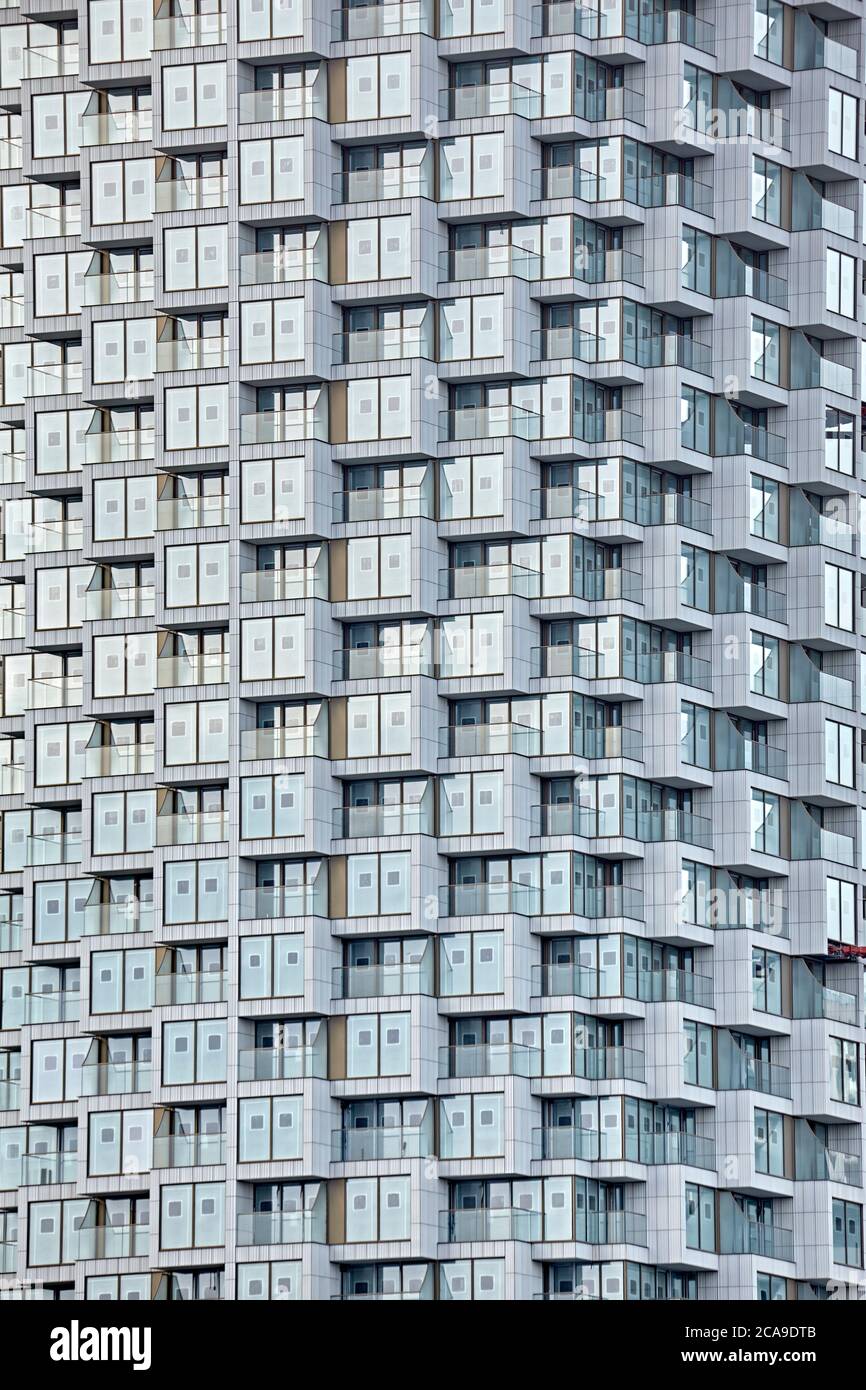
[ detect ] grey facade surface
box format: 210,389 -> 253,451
0,0 -> 864,1302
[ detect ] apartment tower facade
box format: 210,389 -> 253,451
0,0 -> 865,1301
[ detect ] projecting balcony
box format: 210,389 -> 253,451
718,1054 -> 790,1100
237,1045 -> 326,1082
240,245 -> 327,286
533,328 -> 711,376
156,810 -> 228,847
440,1208 -> 541,1243
157,653 -> 229,688
20,989 -> 80,1024
532,643 -> 713,692
84,741 -> 154,778
84,584 -> 154,621
240,719 -> 327,761
238,882 -> 327,921
240,408 -> 327,446
534,0 -> 715,53
27,674 -> 82,710
239,79 -> 326,124
790,805 -> 854,869
333,320 -> 434,366
26,205 -> 81,239
439,245 -> 541,283
153,7 -> 227,47
534,484 -> 711,533
440,1042 -> 541,1079
332,955 -> 434,1000
156,336 -> 229,373
333,799 -> 433,839
26,830 -> 81,866
19,1151 -> 77,1186
23,42 -> 78,77
440,81 -> 541,121
789,647 -> 854,710
534,962 -> 713,1008
84,267 -> 154,307
154,969 -> 228,1006
80,1060 -> 152,1097
534,803 -> 713,849
720,1221 -> 793,1262
714,262 -> 788,311
335,479 -> 434,523
334,0 -> 435,38
155,175 -> 227,213
237,1208 -> 325,1247
27,363 -> 82,398
334,644 -> 433,680
83,899 -> 154,937
333,161 -> 434,205
440,404 -> 541,443
533,166 -> 713,215
241,563 -> 326,603
793,14 -> 858,78
79,110 -> 153,147
152,1132 -> 226,1169
535,1126 -> 716,1169
332,1122 -> 434,1162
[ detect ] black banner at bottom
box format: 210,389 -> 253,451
1,1298 -> 859,1378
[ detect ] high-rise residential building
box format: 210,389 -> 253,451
0,0 -> 863,1305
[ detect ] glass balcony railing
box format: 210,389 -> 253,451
332,1125 -> 433,1162
156,653 -> 229,688
154,970 -> 227,1006
335,482 -> 433,522
239,85 -> 326,124
27,363 -> 82,398
534,962 -> 713,1008
83,900 -> 154,937
335,0 -> 434,38
240,247 -> 327,285
84,585 -> 154,621
715,736 -> 786,779
241,567 -> 326,602
534,166 -> 713,215
440,1208 -> 541,1243
534,0 -> 714,53
534,803 -> 712,848
158,494 -> 229,530
80,1061 -> 152,1097
332,960 -> 434,999
0,914 -> 22,951
26,831 -> 82,866
439,245 -> 541,283
237,1047 -> 326,1082
0,1081 -> 20,1112
84,742 -> 154,778
21,990 -> 80,1024
240,409 -> 327,446
156,336 -> 229,373
441,722 -> 541,758
333,164 -> 433,204
20,1151 -> 77,1185
334,645 -> 433,680
441,404 -> 541,442
440,562 -> 540,600
237,1209 -> 325,1247
27,206 -> 81,239
714,263 -> 788,311
153,11 -> 227,47
721,1222 -> 793,1261
240,725 -> 326,760
440,82 -> 541,121
80,110 -> 153,147
535,1127 -> 715,1170
23,43 -> 78,77
535,484 -> 711,532
85,428 -> 155,464
334,325 -> 433,365
719,1055 -> 791,1099
156,811 -> 228,847
238,884 -> 327,920
153,1132 -> 225,1168
333,803 -> 433,838
84,269 -> 154,307
440,1042 -> 542,1079
797,1145 -> 861,1186
75,1223 -> 150,1260
439,881 -> 541,917
155,175 -> 227,212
